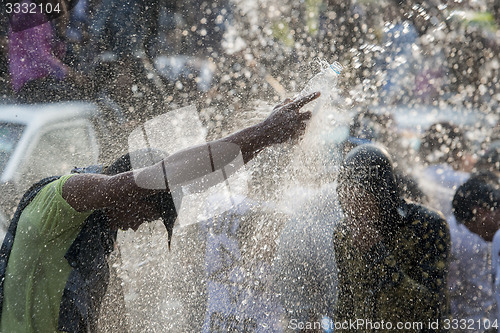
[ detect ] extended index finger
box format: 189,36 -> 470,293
273,97 -> 294,110
289,92 -> 321,110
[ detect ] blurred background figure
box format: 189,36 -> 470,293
418,121 -> 473,218
7,0 -> 94,103
339,109 -> 398,157
0,9 -> 9,97
64,0 -> 98,74
476,122 -> 500,176
89,0 -> 168,120
273,182 -> 340,333
476,141 -> 500,175
89,0 -> 157,59
452,171 -> 500,332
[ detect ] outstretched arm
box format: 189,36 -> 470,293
63,92 -> 319,212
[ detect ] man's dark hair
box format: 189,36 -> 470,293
103,148 -> 168,175
103,152 -> 135,176
102,149 -> 178,248
337,144 -> 402,232
452,171 -> 500,224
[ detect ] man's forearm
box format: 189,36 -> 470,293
220,121 -> 273,163
136,93 -> 318,192
149,122 -> 269,191
63,93 -> 317,212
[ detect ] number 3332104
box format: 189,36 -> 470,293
5,2 -> 61,14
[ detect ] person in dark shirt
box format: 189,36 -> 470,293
333,144 -> 451,332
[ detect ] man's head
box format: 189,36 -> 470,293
337,144 -> 401,231
452,171 -> 500,241
77,149 -> 177,244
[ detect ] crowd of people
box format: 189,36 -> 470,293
0,0 -> 234,117
2,0 -> 500,109
0,0 -> 500,333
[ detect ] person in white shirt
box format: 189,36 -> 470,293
452,171 -> 500,331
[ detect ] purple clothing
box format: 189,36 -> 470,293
8,0 -> 67,92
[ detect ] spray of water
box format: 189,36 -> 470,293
280,59 -> 349,209
104,56 -> 347,332
87,0 -> 500,330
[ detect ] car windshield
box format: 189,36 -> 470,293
0,123 -> 25,175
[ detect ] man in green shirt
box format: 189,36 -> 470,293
2,175 -> 94,332
0,92 -> 319,333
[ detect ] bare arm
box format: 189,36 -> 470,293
63,92 -> 319,212
222,92 -> 319,162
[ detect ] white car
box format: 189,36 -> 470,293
0,101 -> 101,223
0,210 -> 7,242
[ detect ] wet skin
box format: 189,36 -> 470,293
464,206 -> 500,242
62,92 -> 320,231
105,199 -> 162,231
